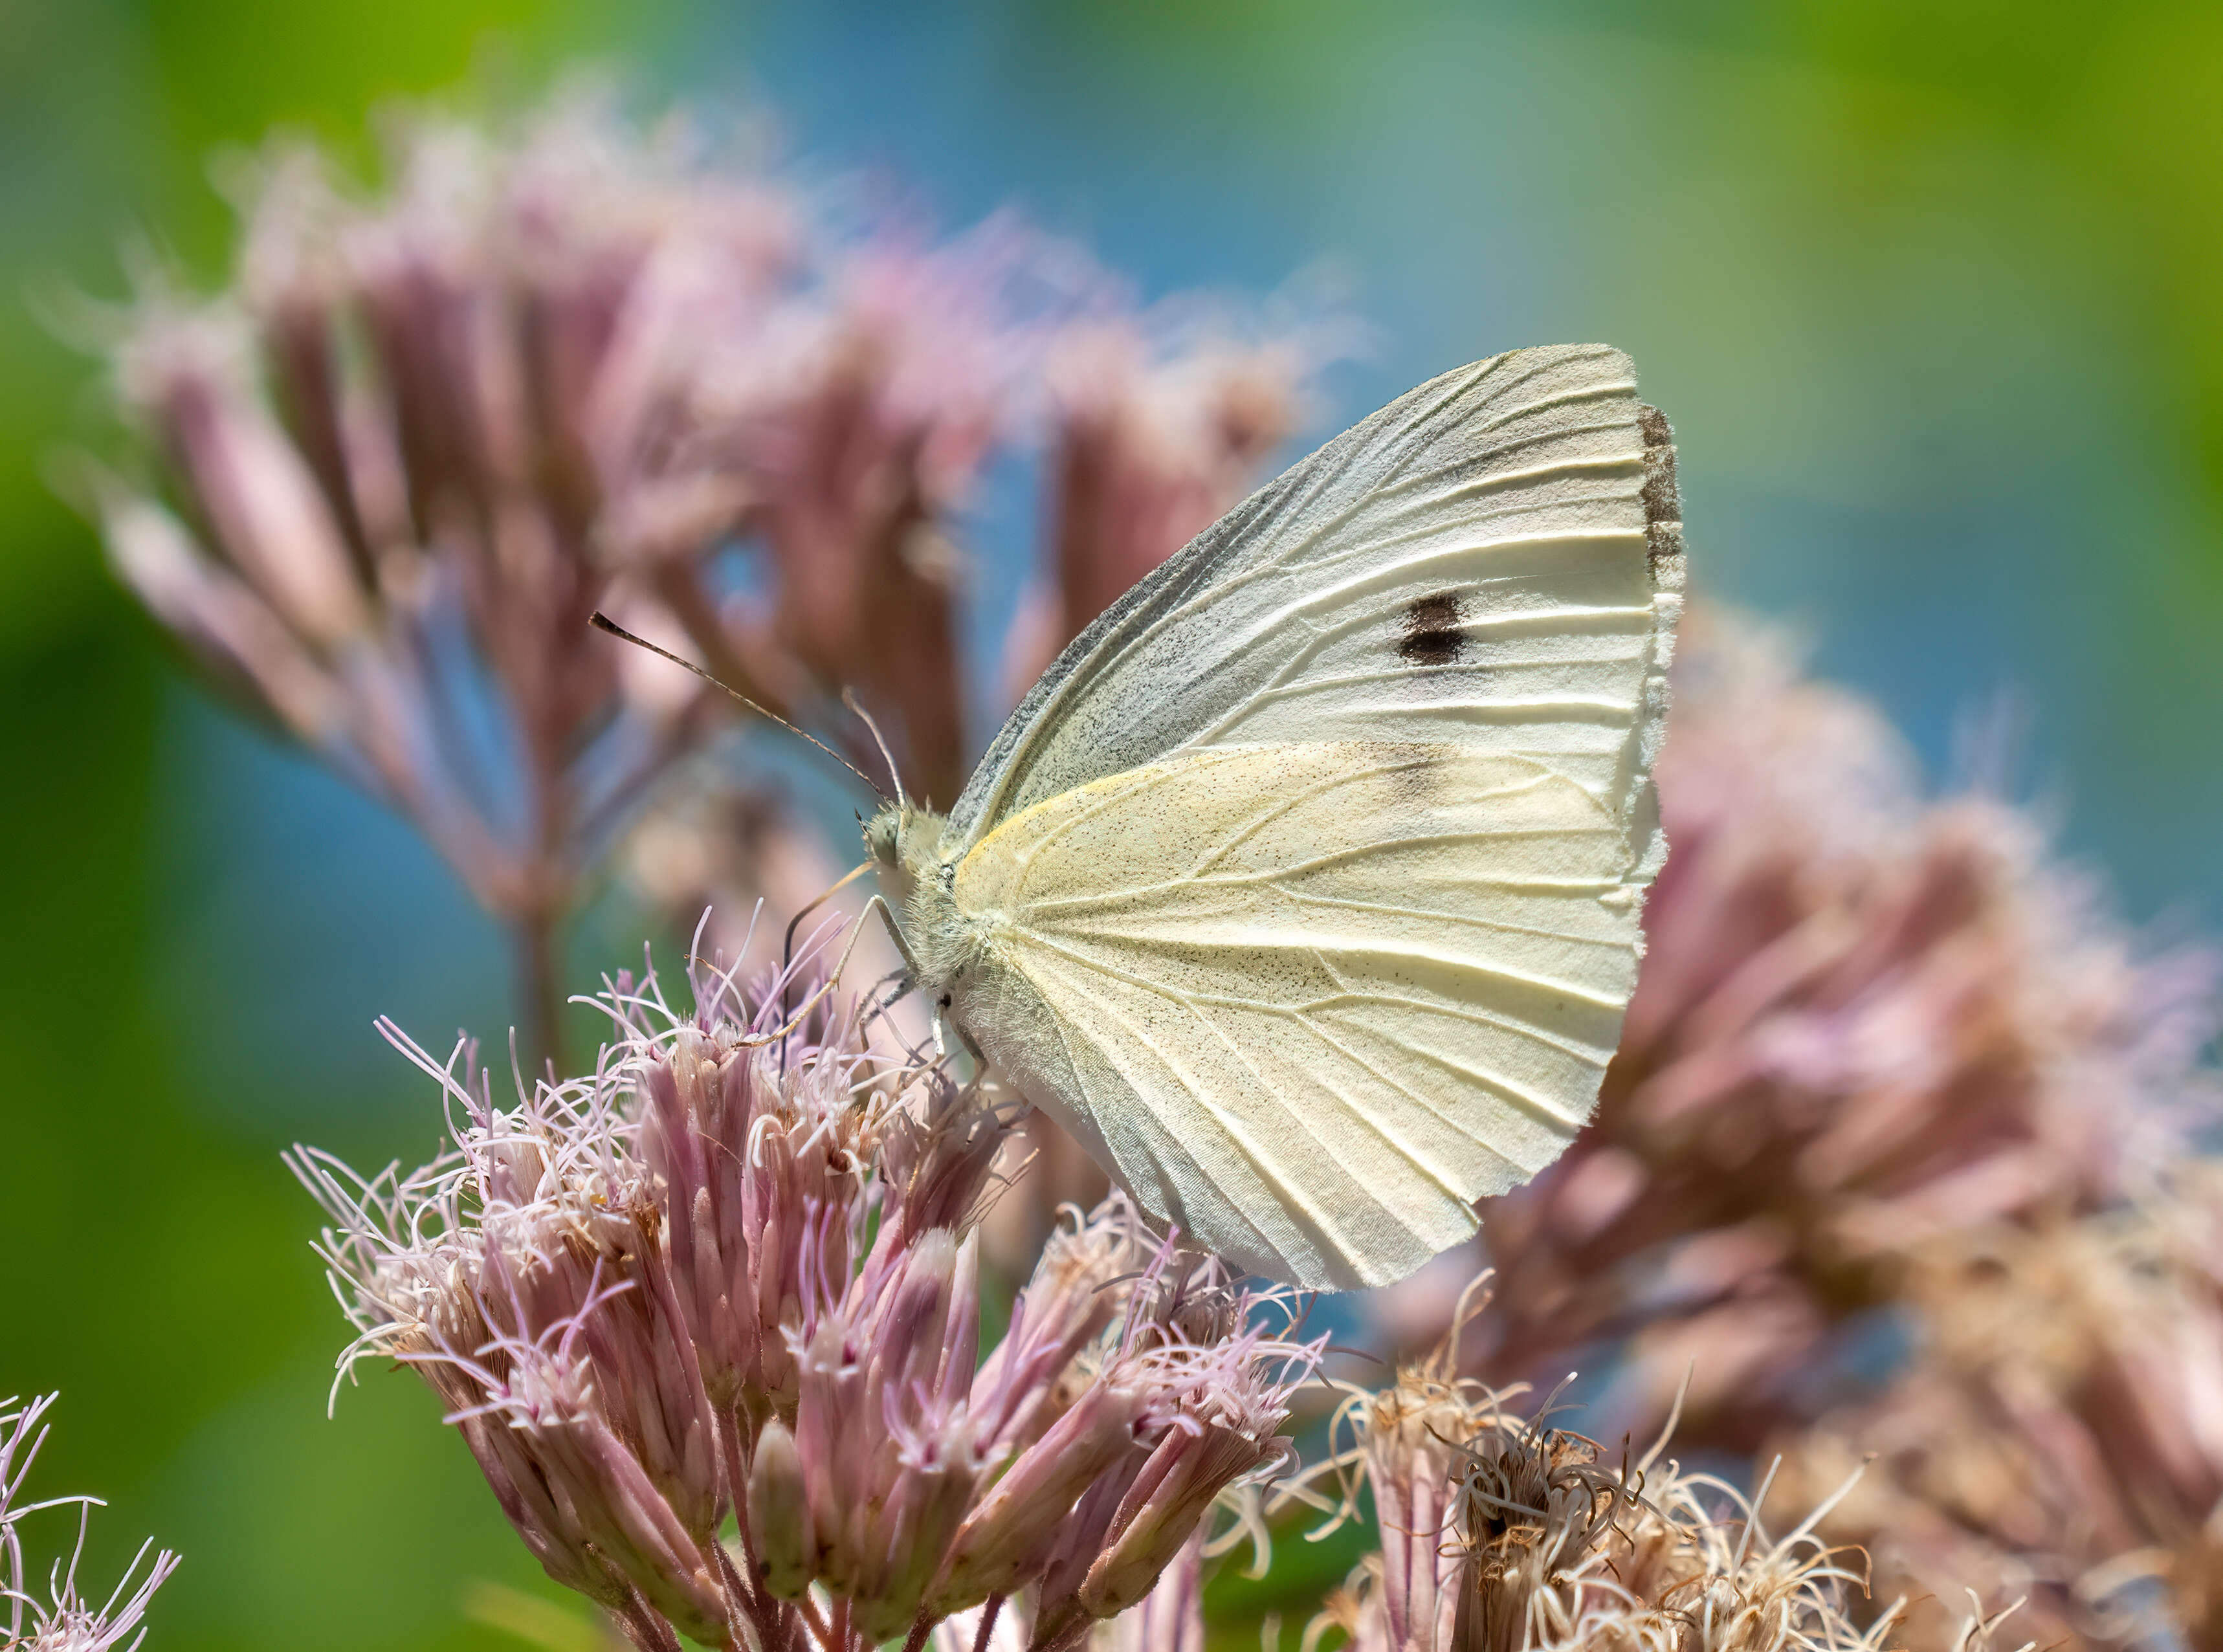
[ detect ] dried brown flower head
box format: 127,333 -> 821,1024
1294,1288 -> 1910,1652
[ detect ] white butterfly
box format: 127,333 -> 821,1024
866,344 -> 1683,1290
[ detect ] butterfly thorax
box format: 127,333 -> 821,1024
864,802 -> 986,1009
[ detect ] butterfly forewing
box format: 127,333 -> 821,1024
947,344 -> 1676,849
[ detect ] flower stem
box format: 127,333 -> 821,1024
513,902 -> 565,1076
612,1597 -> 683,1652
714,1408 -> 811,1651
970,1596 -> 1005,1652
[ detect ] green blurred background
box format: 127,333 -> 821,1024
5,3 -> 2220,1647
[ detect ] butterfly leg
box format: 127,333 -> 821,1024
742,897 -> 901,1048
855,894 -> 946,1054
857,892 -> 988,1070
858,893 -> 920,978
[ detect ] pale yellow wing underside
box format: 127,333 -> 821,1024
953,741 -> 1642,1289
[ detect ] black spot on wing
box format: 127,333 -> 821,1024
1397,590 -> 1468,666
1638,402 -> 1685,569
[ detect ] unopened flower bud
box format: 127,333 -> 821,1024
746,1418 -> 814,1601
1100,1528 -> 1205,1652
930,1382 -> 1151,1614
846,1405 -> 981,1644
1081,1421 -> 1276,1619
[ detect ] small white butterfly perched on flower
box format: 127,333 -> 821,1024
864,344 -> 1685,1291
601,344 -> 1679,1288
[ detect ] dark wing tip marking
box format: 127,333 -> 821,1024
1397,589 -> 1469,666
1637,402 -> 1684,571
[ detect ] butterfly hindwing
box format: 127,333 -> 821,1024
953,741 -> 1644,1287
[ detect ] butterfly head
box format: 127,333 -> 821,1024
863,802 -> 946,907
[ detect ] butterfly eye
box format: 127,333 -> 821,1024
938,994 -> 953,1009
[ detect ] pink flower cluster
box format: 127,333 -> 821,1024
90,79 -> 2223,1652
289,947 -> 1318,1652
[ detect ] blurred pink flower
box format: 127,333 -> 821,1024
96,93 -> 795,1060
1388,609 -> 2220,1451
995,311 -> 1314,705
645,217 -> 1063,808
1768,1167 -> 2223,1652
94,89 -> 1334,1064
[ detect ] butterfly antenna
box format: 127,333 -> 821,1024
841,688 -> 909,810
590,613 -> 887,803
